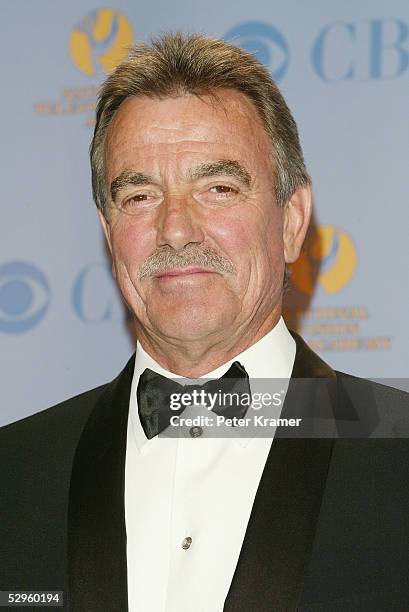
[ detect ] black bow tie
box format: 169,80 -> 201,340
137,361 -> 251,439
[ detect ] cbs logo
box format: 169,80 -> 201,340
0,261 -> 119,334
225,21 -> 290,81
0,261 -> 51,333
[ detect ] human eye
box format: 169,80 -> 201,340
210,185 -> 238,196
118,191 -> 163,214
195,183 -> 242,207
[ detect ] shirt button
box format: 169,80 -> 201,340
189,426 -> 203,438
181,536 -> 192,550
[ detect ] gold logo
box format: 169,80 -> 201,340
70,9 -> 133,76
291,225 -> 357,295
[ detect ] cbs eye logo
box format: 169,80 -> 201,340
224,21 -> 290,82
0,261 -> 50,333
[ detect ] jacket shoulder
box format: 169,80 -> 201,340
0,384 -> 114,485
333,370 -> 409,438
335,370 -> 409,404
1,383 -> 108,440
0,383 -> 113,593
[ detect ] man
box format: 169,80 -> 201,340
1,33 -> 408,611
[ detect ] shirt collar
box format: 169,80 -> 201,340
129,316 -> 295,451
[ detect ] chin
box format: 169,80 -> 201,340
149,304 -> 233,342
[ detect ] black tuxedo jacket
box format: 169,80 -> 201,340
1,332 -> 409,611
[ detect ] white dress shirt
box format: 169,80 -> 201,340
125,317 -> 296,612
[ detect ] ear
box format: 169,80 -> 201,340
98,209 -> 116,278
283,185 -> 312,263
98,209 -> 113,253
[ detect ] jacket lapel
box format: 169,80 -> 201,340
224,331 -> 336,611
67,353 -> 135,612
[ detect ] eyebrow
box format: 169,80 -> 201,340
109,159 -> 252,202
187,159 -> 252,188
110,170 -> 155,202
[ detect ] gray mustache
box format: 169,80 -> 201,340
138,245 -> 236,279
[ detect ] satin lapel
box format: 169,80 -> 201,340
224,331 -> 335,611
67,353 -> 135,612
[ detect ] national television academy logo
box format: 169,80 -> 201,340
69,8 -> 133,76
290,226 -> 357,296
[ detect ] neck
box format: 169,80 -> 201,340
134,306 -> 282,377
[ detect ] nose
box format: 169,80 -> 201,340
155,192 -> 205,251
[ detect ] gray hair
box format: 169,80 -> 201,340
90,31 -> 311,217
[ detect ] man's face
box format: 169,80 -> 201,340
100,89 -> 310,345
